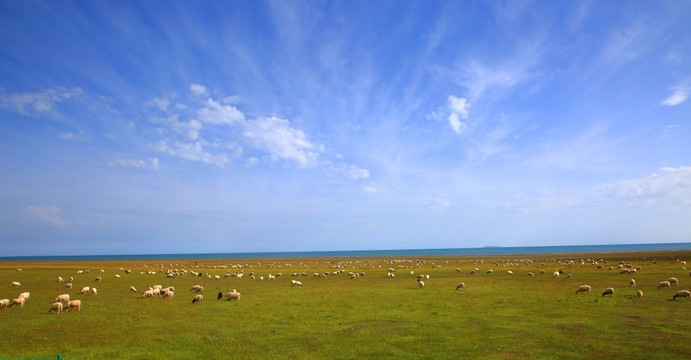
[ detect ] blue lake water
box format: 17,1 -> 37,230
1,242 -> 690,261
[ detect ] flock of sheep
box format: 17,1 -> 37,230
1,255 -> 690,315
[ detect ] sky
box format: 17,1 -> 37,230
0,1 -> 690,256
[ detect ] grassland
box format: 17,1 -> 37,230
1,250 -> 690,359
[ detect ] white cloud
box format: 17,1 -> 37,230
447,113 -> 467,134
244,117 -> 320,168
190,83 -> 208,96
330,164 -> 370,180
26,205 -> 68,227
0,86 -> 83,115
59,131 -> 83,141
597,166 -> 691,203
426,197 -> 451,211
661,83 -> 689,106
443,95 -> 470,134
149,96 -> 171,112
197,98 -> 245,125
244,157 -> 259,168
448,96 -> 470,119
109,157 -> 159,171
362,185 -> 380,194
151,140 -> 228,168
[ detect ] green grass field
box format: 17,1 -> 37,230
1,250 -> 690,359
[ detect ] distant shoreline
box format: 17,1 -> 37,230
2,242 -> 689,261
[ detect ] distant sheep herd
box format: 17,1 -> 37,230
1,256 -> 689,315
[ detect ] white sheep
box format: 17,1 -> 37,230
49,302 -> 63,314
528,272 -> 535,277
290,280 -> 303,286
672,290 -> 690,300
65,283 -> 73,289
10,297 -> 25,308
91,288 -> 97,295
143,290 -> 154,298
163,290 -> 174,299
657,281 -> 671,289
19,292 -> 30,301
129,286 -> 137,293
67,300 -> 81,311
190,285 -> 204,292
0,299 -> 10,309
94,277 -> 102,282
11,281 -> 21,287
418,280 -> 425,288
57,277 -> 63,282
81,286 -> 90,294
602,287 -> 614,297
553,271 -> 560,278
226,289 -> 241,301
55,294 -> 70,303
455,282 -> 465,290
575,285 -> 591,294
114,274 -> 121,279
630,279 -> 636,287
192,294 -> 204,303
637,290 -> 643,298
507,271 -> 514,276
667,277 -> 679,286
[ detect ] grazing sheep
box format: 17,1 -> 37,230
291,280 -> 303,286
567,274 -> 572,279
637,290 -> 643,299
143,290 -> 154,298
192,294 -> 204,303
553,271 -> 560,278
163,290 -> 174,299
575,285 -> 591,294
10,297 -> 25,308
129,286 -> 137,293
658,281 -> 671,290
19,292 -> 30,301
528,272 -> 535,277
672,290 -> 690,300
630,279 -> 636,287
67,300 -> 81,311
0,299 -> 10,309
190,285 -> 204,293
486,270 -> 493,274
94,277 -> 102,282
455,282 -> 465,290
668,277 -> 679,286
226,289 -> 241,301
57,277 -> 63,282
55,294 -> 70,303
507,270 -> 514,276
114,274 -> 121,279
602,287 -> 614,297
217,292 -> 223,300
418,280 -> 425,288
91,288 -> 97,295
65,283 -> 73,289
81,286 -> 90,294
11,281 -> 21,287
49,302 -> 63,314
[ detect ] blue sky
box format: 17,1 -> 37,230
1,1 -> 690,256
